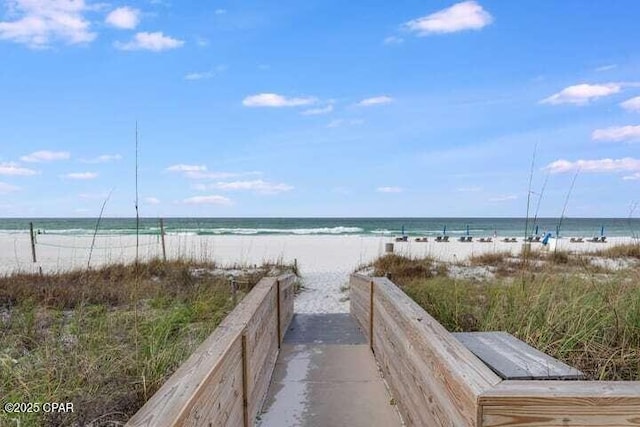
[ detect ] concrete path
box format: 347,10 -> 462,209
259,314 -> 402,427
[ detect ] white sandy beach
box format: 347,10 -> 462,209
1,233 -> 633,276
2,233 -> 635,313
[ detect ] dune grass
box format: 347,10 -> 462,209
0,259 -> 291,426
373,251 -> 640,381
595,242 -> 640,259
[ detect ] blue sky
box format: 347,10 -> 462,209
1,0 -> 639,217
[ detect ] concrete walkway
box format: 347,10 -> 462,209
259,314 -> 402,427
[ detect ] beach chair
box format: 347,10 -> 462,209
534,236 -> 541,242
479,237 -> 486,242
502,238 -> 510,243
486,237 -> 492,243
600,236 -> 607,243
443,236 -> 450,242
570,238 -> 576,243
467,236 -> 473,242
458,236 -> 466,242
577,237 -> 584,243
435,236 -> 442,242
510,237 -> 517,242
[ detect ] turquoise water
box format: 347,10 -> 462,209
0,218 -> 638,237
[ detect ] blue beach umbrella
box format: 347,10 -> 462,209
535,224 -> 539,236
556,225 -> 560,237
443,225 -> 447,235
466,224 -> 470,236
401,225 -> 405,236
601,225 -> 604,237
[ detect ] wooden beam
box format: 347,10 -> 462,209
276,279 -> 281,348
29,222 -> 37,263
369,280 -> 374,352
127,276 -> 295,427
242,332 -> 249,427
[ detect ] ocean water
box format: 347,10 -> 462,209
0,218 -> 638,238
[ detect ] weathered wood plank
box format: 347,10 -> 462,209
127,275 -> 291,427
480,381 -> 640,426
349,274 -> 371,337
183,335 -> 244,426
482,405 -> 640,426
480,380 -> 640,405
373,298 -> 444,425
454,332 -> 585,380
246,285 -> 278,423
278,274 -> 296,341
367,277 -> 501,426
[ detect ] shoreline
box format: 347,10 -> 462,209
1,234 -> 636,276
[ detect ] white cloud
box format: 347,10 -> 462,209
80,154 -> 122,164
383,36 -> 404,45
186,171 -> 244,180
327,118 -> 364,128
115,31 -> 184,51
377,186 -> 403,193
81,154 -> 122,163
301,105 -> 333,115
592,125 -> 640,143
544,157 -> 640,174
488,194 -> 517,202
166,164 -> 207,173
595,64 -> 617,72
184,71 -> 214,81
0,182 -> 20,194
167,164 -> 260,180
21,150 -> 70,162
144,196 -> 160,205
357,96 -> 393,106
105,6 -> 140,29
0,0 -> 96,48
242,93 -> 316,108
182,195 -> 232,206
404,1 -> 493,36
540,83 -> 621,105
623,173 -> 640,181
211,180 -> 294,195
621,96 -> 640,112
0,162 -> 38,176
63,172 -> 98,180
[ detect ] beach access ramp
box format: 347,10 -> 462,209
128,272 -> 640,426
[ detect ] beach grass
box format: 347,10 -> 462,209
0,259 -> 292,426
372,249 -> 640,381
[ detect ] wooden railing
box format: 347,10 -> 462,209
127,274 -> 296,427
350,274 -> 640,427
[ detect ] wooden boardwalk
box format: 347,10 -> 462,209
128,273 -> 640,427
258,314 -> 402,426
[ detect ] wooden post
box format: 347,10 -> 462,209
276,279 -> 282,348
241,332 -> 249,427
369,280 -> 374,352
159,218 -> 167,262
231,278 -> 237,306
29,222 -> 37,263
